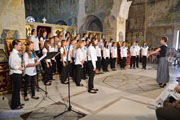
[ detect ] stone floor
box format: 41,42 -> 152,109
0,64 -> 179,120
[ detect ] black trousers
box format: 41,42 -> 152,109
35,50 -> 41,58
130,56 -> 136,68
61,62 -> 68,83
56,55 -> 62,73
111,58 -> 116,69
82,61 -> 87,79
11,73 -> 22,109
96,57 -> 101,71
24,75 -> 36,97
156,107 -> 180,120
136,55 -> 139,67
43,62 -> 52,84
121,57 -> 127,68
51,60 -> 56,74
142,56 -> 147,69
75,65 -> 82,86
70,58 -> 75,77
103,58 -> 110,71
88,61 -> 95,91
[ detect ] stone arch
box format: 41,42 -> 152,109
79,15 -> 103,32
56,20 -> 67,25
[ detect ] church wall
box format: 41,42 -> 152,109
0,0 -> 26,49
127,0 -> 180,48
25,0 -> 79,26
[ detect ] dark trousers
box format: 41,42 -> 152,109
61,62 -> 67,83
96,57 -> 101,71
103,58 -> 110,71
43,62 -> 52,84
121,57 -> 127,68
111,58 -> 116,69
75,65 -> 82,86
24,75 -> 36,97
130,56 -> 136,68
56,55 -> 62,73
70,58 -> 75,77
82,61 -> 87,79
51,60 -> 56,74
88,61 -> 95,91
11,73 -> 22,109
136,55 -> 139,67
35,51 -> 40,58
142,56 -> 147,69
156,107 -> 180,120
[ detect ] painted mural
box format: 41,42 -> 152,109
25,0 -> 79,26
146,0 -> 180,26
85,0 -> 113,14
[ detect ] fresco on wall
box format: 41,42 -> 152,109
25,0 -> 79,25
85,0 -> 113,14
103,15 -> 116,40
146,0 -> 180,26
146,26 -> 174,48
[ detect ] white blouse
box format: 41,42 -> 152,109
103,47 -> 110,59
96,46 -> 102,57
82,46 -> 88,61
9,49 -> 22,75
87,45 -> 97,69
75,48 -> 83,65
42,48 -> 51,62
120,46 -> 128,58
111,47 -> 117,58
30,35 -> 39,51
60,47 -> 67,62
141,46 -> 149,56
23,52 -> 37,76
130,46 -> 137,56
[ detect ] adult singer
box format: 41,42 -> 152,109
87,38 -> 98,94
9,39 -> 24,109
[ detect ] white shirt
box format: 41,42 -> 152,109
30,35 -> 39,51
111,47 -> 117,58
9,49 -> 22,75
40,37 -> 46,47
103,47 -> 110,59
75,48 -> 83,65
81,37 -> 86,41
108,42 -> 112,50
120,46 -> 128,57
60,47 -> 67,62
49,45 -> 55,60
96,45 -> 102,57
42,48 -> 51,62
69,45 -> 74,60
130,46 -> 137,56
23,52 -> 37,76
87,45 -> 97,69
82,46 -> 88,61
141,46 -> 149,56
136,45 -> 140,55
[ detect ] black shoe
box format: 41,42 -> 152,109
20,104 -> 25,107
160,84 -> 166,88
159,83 -> 162,86
32,96 -> 39,100
92,88 -> 99,91
88,90 -> 97,94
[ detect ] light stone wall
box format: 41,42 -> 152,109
0,0 -> 26,49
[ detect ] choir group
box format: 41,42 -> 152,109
8,29 -> 149,110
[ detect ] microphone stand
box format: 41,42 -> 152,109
33,51 -> 56,108
54,42 -> 83,118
